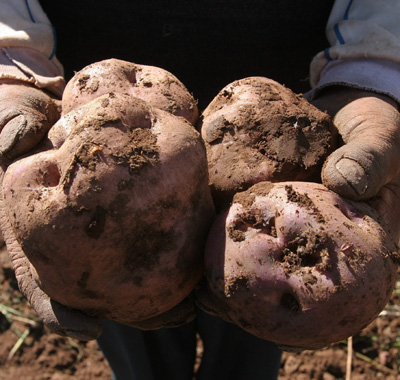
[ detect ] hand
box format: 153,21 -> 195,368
0,81 -> 103,340
312,86 -> 400,242
0,79 -> 60,161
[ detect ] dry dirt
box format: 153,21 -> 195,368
199,77 -> 337,211
1,245 -> 400,380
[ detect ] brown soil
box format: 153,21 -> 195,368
1,245 -> 399,380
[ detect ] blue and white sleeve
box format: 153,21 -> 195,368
309,0 -> 400,103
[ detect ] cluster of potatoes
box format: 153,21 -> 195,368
1,59 -> 398,350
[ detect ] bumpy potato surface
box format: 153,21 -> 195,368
2,92 -> 215,326
198,181 -> 398,349
199,77 -> 337,210
62,58 -> 198,125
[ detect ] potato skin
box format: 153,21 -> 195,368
62,58 -> 198,125
199,181 -> 398,349
2,92 -> 215,326
199,77 -> 337,210
197,77 -> 399,349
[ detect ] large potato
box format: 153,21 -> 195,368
199,77 -> 337,209
1,92 -> 215,326
198,181 -> 398,349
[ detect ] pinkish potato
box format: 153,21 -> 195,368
1,92 -> 215,326
198,181 -> 398,350
62,58 -> 198,125
199,77 -> 337,209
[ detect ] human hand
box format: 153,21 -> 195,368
311,86 -> 400,242
0,80 -> 103,340
0,79 -> 60,161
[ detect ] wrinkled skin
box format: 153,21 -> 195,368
311,88 -> 400,255
62,58 -> 199,125
313,87 -> 400,204
198,181 -> 399,349
1,92 -> 215,334
0,80 -> 60,161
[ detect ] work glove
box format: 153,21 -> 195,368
0,79 -> 103,340
311,86 -> 400,243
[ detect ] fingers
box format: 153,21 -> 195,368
4,228 -> 102,341
38,295 -> 103,341
321,96 -> 400,200
322,138 -> 391,200
5,229 -> 102,341
129,295 -> 196,330
368,181 -> 400,244
0,82 -> 60,161
23,275 -> 103,340
0,110 -> 50,159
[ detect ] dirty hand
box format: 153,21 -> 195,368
0,80 -> 103,340
312,86 -> 400,241
0,79 -> 60,161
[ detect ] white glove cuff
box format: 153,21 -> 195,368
0,47 -> 65,97
307,58 -> 400,104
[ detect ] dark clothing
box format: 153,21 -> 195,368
39,0 -> 334,109
98,308 -> 282,380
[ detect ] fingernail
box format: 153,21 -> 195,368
0,115 -> 27,154
336,158 -> 368,196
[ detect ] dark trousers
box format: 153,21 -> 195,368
98,308 -> 282,380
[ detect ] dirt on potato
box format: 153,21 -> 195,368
62,59 -> 199,125
199,77 -> 337,209
110,128 -> 159,175
201,180 -> 399,349
1,93 -> 214,326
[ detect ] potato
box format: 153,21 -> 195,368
1,92 -> 215,326
198,181 -> 398,350
62,58 -> 198,125
196,76 -> 398,349
199,77 -> 337,210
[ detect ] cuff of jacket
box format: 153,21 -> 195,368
307,58 -> 400,104
0,47 -> 65,98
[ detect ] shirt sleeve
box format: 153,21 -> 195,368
0,0 -> 65,97
309,0 -> 400,102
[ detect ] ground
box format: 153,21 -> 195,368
1,245 -> 399,380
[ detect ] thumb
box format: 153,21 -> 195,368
321,96 -> 400,200
0,81 -> 60,161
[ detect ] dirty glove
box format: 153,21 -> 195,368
312,86 -> 400,242
0,80 -> 103,340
